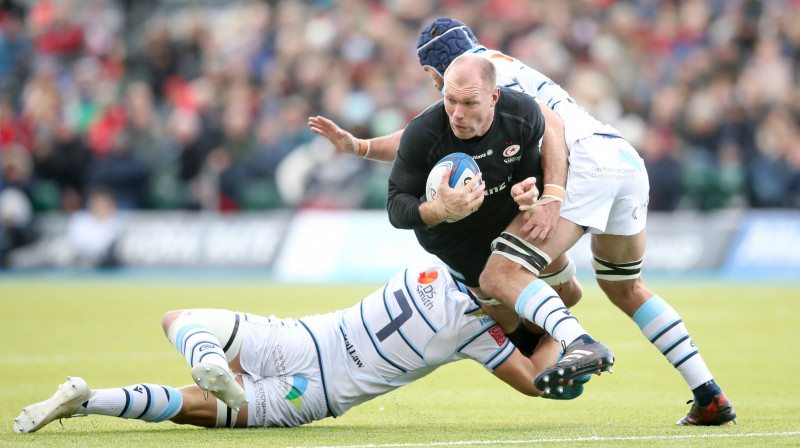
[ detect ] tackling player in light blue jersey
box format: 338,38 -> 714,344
308,17 -> 736,426
14,258 -> 577,433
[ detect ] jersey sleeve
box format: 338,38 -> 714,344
487,48 -> 611,145
386,107 -> 442,229
456,318 -> 516,372
491,50 -> 575,111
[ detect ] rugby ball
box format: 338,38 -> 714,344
425,153 -> 481,222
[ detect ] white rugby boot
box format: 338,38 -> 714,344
191,362 -> 248,411
14,376 -> 92,434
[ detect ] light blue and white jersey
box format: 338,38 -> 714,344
300,257 -> 514,417
468,47 -> 622,148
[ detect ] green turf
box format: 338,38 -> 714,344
1,277 -> 799,447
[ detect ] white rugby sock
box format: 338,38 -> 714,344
514,279 -> 587,346
167,312 -> 230,370
80,384 -> 183,422
633,295 -> 713,389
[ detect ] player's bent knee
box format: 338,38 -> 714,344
166,309 -> 245,362
161,310 -> 185,335
481,232 -> 553,301
490,232 -> 552,276
478,265 -> 512,304
477,269 -> 497,299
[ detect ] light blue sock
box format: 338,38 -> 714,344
81,384 -> 183,422
515,279 -> 587,345
172,323 -> 229,369
633,295 -> 713,390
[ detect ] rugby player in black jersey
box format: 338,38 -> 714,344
386,54 -> 614,392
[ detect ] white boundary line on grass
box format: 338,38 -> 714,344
294,431 -> 800,448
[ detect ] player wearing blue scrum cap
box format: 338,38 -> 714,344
416,17 -> 482,79
309,17 -> 736,426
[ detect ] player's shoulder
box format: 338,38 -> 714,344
479,48 -> 518,64
497,86 -> 540,117
409,99 -> 446,127
480,48 -> 527,79
401,100 -> 448,153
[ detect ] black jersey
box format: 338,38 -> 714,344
387,87 -> 545,286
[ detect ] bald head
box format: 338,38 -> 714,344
441,53 -> 500,140
443,53 -> 497,94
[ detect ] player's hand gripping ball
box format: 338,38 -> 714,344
425,153 -> 482,222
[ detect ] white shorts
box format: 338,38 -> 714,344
238,315 -> 329,427
561,134 -> 650,235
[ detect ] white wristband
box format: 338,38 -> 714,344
363,139 -> 371,159
539,194 -> 564,204
543,184 -> 566,192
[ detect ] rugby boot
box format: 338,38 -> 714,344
191,362 -> 248,411
676,393 -> 737,426
534,338 -> 614,394
14,376 -> 91,433
541,384 -> 584,400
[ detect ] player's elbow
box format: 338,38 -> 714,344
385,204 -> 404,229
385,195 -> 421,229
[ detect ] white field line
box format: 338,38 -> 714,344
292,431 -> 800,448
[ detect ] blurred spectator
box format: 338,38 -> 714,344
166,107 -> 220,209
32,121 -> 92,212
0,142 -> 37,266
30,0 -> 84,57
1,143 -> 33,197
0,97 -> 34,155
640,126 -> 683,212
0,2 -> 31,99
275,136 -> 369,209
87,130 -> 151,209
137,21 -> 177,101
66,187 -> 121,267
0,185 -> 36,267
0,0 -> 798,215
749,108 -> 800,208
250,95 -> 314,183
123,80 -> 169,171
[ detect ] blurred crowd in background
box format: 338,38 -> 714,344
2,0 -> 800,261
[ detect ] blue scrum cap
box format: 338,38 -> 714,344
416,17 -> 480,77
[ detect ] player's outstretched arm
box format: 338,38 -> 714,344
308,115 -> 404,162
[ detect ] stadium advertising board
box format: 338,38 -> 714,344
723,210 -> 800,278
567,210 -> 742,273
272,210 -> 429,282
7,210 -> 798,282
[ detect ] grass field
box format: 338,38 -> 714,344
1,275 -> 799,447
